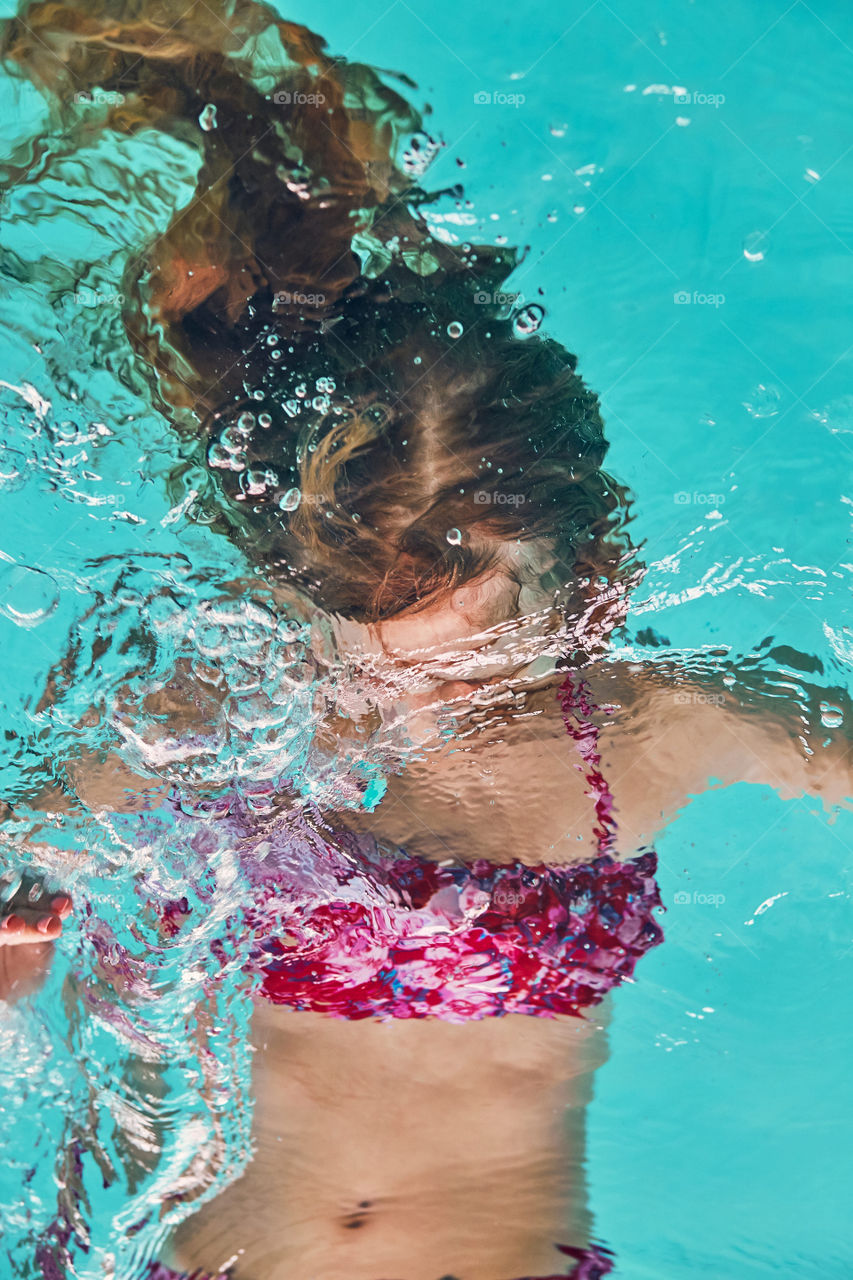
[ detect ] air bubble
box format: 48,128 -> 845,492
280,487 -> 302,512
220,426 -> 248,453
447,322 -> 464,339
743,231 -> 767,262
236,411 -> 255,433
0,444 -> 24,488
0,561 -> 59,628
242,468 -> 278,496
819,702 -> 844,729
513,304 -> 544,337
446,527 -> 462,545
742,384 -> 781,419
258,413 -> 272,429
208,441 -> 240,469
809,395 -> 853,435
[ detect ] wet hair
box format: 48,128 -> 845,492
3,0 -> 641,633
197,277 -> 632,630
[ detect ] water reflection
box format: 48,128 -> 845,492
0,2 -> 849,1279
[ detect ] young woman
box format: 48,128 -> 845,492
1,2 -> 850,1277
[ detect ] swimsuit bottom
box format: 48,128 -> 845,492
148,1239 -> 615,1278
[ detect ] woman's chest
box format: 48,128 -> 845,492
362,703 -> 602,865
360,683 -> 672,866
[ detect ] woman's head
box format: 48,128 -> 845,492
193,265 -> 641,662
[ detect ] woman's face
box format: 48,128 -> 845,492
328,540 -> 565,709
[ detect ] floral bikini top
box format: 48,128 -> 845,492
240,671 -> 664,1022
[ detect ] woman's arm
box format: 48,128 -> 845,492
669,670 -> 850,812
591,659 -> 852,848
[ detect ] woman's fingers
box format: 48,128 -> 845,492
0,880 -> 71,1001
0,912 -> 62,945
0,890 -> 72,946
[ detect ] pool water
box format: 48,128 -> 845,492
0,0 -> 851,1276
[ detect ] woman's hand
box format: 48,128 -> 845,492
0,879 -> 72,1003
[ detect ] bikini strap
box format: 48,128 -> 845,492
557,670 -> 618,856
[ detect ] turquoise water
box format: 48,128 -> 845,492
0,0 -> 851,1275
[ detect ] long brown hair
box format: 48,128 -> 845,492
3,0 -> 642,635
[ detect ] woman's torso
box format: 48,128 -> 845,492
169,665 -> 668,1278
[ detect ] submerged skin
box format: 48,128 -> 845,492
164,602 -> 850,1279
0,6 -> 847,1273
4,568 -> 850,1278
171,1007 -> 605,1280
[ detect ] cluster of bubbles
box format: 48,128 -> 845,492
0,377 -> 141,520
207,409 -> 262,473
29,558 -> 393,819
207,376 -> 340,509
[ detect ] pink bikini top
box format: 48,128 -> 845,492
241,672 -> 663,1021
